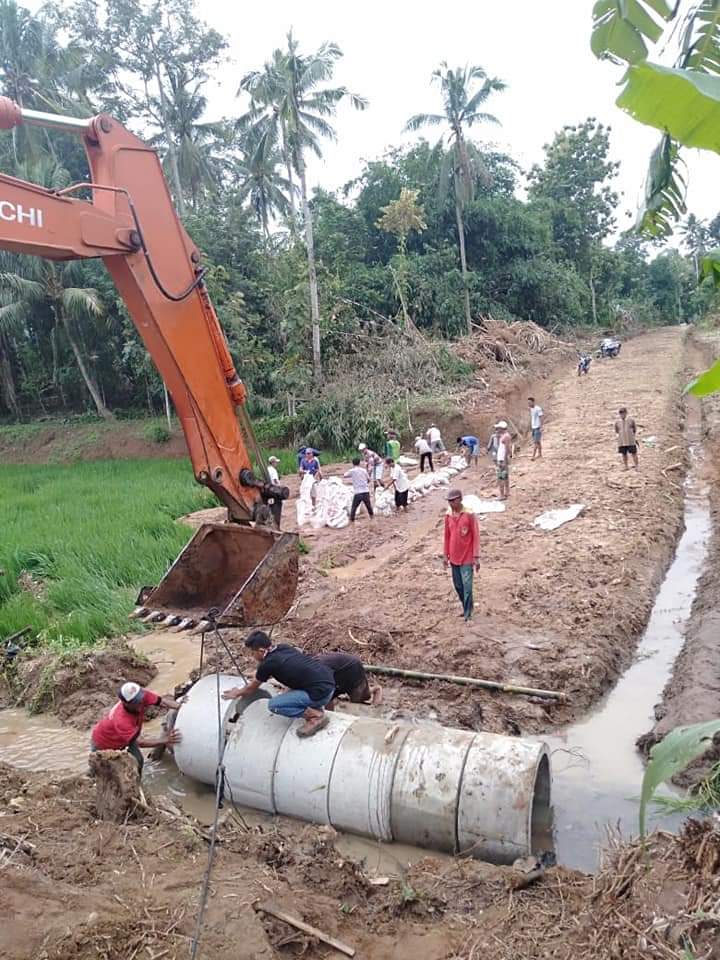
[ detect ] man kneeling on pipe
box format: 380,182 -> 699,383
90,682 -> 183,775
315,651 -> 383,708
223,631 -> 335,738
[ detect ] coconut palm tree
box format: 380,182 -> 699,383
0,255 -> 111,419
238,32 -> 368,384
406,63 -> 506,335
236,129 -> 295,243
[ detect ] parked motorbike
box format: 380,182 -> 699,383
599,337 -> 621,358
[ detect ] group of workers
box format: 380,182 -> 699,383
91,636 -> 382,761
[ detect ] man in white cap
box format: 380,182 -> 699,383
267,455 -> 281,485
443,488 -> 481,621
90,682 -> 183,774
495,421 -> 512,500
358,442 -> 383,489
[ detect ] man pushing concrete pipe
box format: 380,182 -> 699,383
222,631 -> 336,738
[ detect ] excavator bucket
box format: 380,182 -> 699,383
132,523 -> 299,631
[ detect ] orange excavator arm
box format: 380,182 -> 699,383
0,98 -> 298,629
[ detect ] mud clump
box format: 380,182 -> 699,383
14,644 -> 156,729
88,750 -> 147,823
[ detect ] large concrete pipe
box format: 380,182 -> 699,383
173,674 -> 552,864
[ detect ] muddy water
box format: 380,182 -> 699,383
0,709 -> 89,775
544,459 -> 711,871
143,754 -> 449,877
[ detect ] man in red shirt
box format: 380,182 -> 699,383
443,488 -> 481,621
91,682 -> 182,774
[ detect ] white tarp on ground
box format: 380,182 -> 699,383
532,504 -> 585,531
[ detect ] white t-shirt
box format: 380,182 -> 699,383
427,426 -> 441,444
530,405 -> 543,429
344,465 -> 370,494
268,465 -> 279,484
415,438 -> 431,455
391,464 -> 410,493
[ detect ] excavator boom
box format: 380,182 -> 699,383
0,98 -> 298,629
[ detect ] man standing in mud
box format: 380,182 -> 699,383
90,682 -> 182,775
443,489 -> 481,622
223,631 -> 335,738
615,406 -> 639,470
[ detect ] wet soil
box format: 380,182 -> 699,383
1,763 -> 718,960
259,327 -> 689,737
3,646 -> 157,730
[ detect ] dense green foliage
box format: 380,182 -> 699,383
0,0 -> 717,436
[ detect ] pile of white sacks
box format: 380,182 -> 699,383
296,455 -> 469,529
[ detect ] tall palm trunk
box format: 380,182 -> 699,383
149,38 -> 185,217
455,193 -> 472,335
55,303 -> 114,420
0,332 -> 20,418
296,152 -> 322,385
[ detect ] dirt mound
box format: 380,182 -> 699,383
1,764 -> 719,960
13,644 -> 156,729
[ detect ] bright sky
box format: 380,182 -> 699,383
198,0 -> 720,237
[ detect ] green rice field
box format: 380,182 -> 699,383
0,460 -> 215,649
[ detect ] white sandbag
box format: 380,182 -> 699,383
296,500 -> 307,526
450,455 -> 468,470
533,504 -> 585,531
397,456 -> 417,466
462,494 -> 505,514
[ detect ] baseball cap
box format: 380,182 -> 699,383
447,488 -> 463,501
268,456 -> 280,464
119,682 -> 144,705
358,443 -> 367,451
495,420 -> 508,429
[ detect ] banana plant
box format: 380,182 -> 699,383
639,718 -> 720,835
592,1 -> 720,238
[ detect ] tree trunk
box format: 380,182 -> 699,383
163,383 -> 172,433
297,154 -> 322,385
150,41 -> 185,217
589,272 -> 598,325
56,304 -> 114,420
0,333 -> 20,419
455,194 -> 472,336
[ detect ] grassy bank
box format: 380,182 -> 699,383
0,460 -> 215,648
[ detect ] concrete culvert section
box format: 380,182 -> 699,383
173,674 -> 552,864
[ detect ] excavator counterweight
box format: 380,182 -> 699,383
0,98 -> 298,630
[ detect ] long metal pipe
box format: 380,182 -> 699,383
174,675 -> 553,864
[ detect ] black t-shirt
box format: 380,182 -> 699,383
315,652 -> 365,696
256,644 -> 335,701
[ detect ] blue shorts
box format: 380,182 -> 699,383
532,428 -> 542,443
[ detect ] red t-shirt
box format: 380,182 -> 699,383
91,691 -> 161,749
444,510 -> 480,566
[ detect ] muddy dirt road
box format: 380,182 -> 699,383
266,327 -> 689,735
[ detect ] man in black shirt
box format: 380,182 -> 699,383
222,631 -> 335,738
315,652 -> 383,707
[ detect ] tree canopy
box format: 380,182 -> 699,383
0,0 -> 714,435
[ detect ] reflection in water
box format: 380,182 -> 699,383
540,473 -> 711,871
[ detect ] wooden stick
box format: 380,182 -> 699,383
254,902 -> 355,957
364,664 -> 567,701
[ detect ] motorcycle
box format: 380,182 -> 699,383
599,337 -> 621,359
